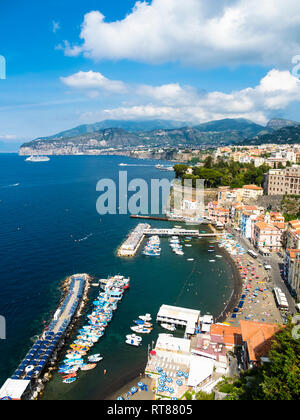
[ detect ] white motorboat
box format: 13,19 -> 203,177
161,323 -> 176,332
131,326 -> 152,334
126,338 -> 142,347
126,334 -> 142,342
139,313 -> 152,322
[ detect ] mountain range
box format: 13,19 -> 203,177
19,117 -> 300,155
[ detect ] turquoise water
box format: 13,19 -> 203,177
0,154 -> 234,400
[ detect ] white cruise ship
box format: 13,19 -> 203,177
25,155 -> 50,162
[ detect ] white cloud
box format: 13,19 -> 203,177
52,21 -> 60,34
0,134 -> 18,142
73,69 -> 300,125
60,70 -> 128,94
64,0 -> 300,68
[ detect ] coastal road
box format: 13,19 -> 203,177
228,227 -> 297,315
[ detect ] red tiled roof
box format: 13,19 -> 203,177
210,324 -> 242,346
240,321 -> 282,362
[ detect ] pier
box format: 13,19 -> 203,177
0,274 -> 91,400
117,223 -> 150,257
144,228 -> 225,238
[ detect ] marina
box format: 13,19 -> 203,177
57,275 -> 130,384
0,274 -> 91,400
0,155 -> 235,401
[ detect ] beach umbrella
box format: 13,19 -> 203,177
177,371 -> 183,377
117,397 -> 124,400
171,397 -> 177,400
150,350 -> 156,356
166,377 -> 172,383
184,372 -> 189,378
176,380 -> 183,386
137,382 -> 144,388
131,387 -> 138,394
156,366 -> 162,372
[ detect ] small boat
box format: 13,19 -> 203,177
134,320 -> 153,327
63,377 -> 77,384
88,355 -> 103,363
161,323 -> 176,332
81,364 -> 97,371
139,314 -> 152,322
126,334 -> 142,342
209,260 -> 216,263
187,258 -> 194,262
131,326 -> 152,334
126,338 -> 142,347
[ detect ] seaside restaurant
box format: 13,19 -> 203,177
145,335 -> 215,400
156,305 -> 201,338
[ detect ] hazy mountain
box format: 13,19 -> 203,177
267,118 -> 300,131
44,119 -> 190,139
19,117 -> 300,155
193,118 -> 265,137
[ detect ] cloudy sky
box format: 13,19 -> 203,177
1,0 -> 300,148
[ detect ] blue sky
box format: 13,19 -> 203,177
1,0 -> 300,149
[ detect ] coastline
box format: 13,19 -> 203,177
215,246 -> 243,323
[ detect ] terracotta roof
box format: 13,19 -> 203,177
243,185 -> 263,191
240,321 -> 282,362
255,222 -> 279,232
210,324 -> 242,346
287,249 -> 300,259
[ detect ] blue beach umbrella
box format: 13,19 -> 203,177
176,380 -> 183,386
137,382 -> 144,388
131,387 -> 138,394
177,371 -> 183,377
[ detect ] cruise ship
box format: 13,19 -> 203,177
25,156 -> 50,162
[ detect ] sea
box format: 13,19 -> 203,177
0,154 -> 234,400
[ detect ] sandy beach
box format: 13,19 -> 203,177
107,375 -> 155,401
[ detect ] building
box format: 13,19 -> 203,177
0,379 -> 31,400
242,185 -> 264,200
240,321 -> 282,369
284,249 -> 300,299
156,305 -> 200,337
253,222 -> 282,252
265,166 -> 300,195
285,220 -> 300,249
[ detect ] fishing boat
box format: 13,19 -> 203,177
187,258 -> 194,261
161,323 -> 176,332
81,364 -> 97,371
63,377 -> 77,384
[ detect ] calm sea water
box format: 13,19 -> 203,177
0,154 -> 234,400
